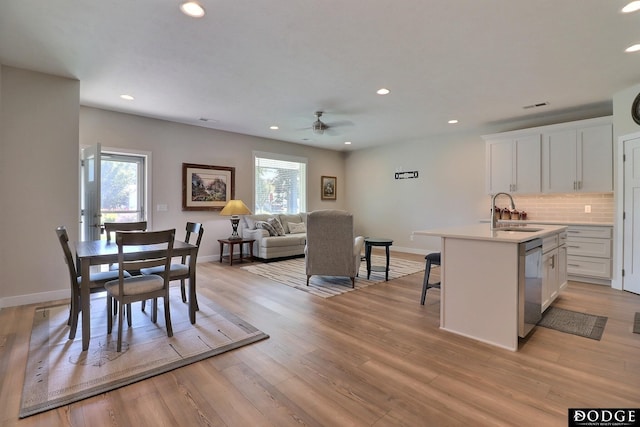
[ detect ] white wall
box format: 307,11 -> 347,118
612,83 -> 640,139
80,107 -> 346,263
0,66 -> 80,307
345,132 -> 489,254
611,82 -> 640,289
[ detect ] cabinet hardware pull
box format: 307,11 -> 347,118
568,264 -> 580,267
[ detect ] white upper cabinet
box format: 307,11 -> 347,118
542,122 -> 613,193
485,116 -> 612,195
485,134 -> 541,194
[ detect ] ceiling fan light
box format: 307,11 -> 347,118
312,122 -> 324,134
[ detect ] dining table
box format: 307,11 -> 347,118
75,238 -> 199,351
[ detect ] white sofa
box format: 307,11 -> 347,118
242,213 -> 307,260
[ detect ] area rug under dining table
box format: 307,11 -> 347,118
19,288 -> 269,418
241,255 -> 426,298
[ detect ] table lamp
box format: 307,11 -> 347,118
220,199 -> 252,240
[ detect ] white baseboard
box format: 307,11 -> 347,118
0,259 -> 219,310
0,289 -> 69,309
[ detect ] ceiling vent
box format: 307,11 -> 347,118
523,102 -> 550,110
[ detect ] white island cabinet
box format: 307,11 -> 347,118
413,223 -> 567,351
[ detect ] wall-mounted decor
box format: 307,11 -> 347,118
321,176 -> 337,200
182,163 -> 235,211
394,171 -> 419,180
632,91 -> 640,125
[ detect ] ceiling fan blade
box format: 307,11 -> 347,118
325,120 -> 354,128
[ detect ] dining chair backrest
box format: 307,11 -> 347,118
114,229 -> 175,281
183,222 -> 204,259
104,221 -> 148,242
56,226 -> 79,286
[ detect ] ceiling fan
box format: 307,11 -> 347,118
308,111 -> 353,135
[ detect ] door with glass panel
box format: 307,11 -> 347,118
81,147 -> 147,241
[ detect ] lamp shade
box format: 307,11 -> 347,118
220,200 -> 252,216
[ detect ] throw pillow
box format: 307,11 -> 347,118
288,221 -> 306,234
267,217 -> 285,236
255,221 -> 278,236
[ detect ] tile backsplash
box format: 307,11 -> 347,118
492,193 -> 614,223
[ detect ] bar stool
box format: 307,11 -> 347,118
420,252 -> 441,305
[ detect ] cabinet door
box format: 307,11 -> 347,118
558,244 -> 568,291
514,135 -> 541,193
542,249 -> 558,312
542,129 -> 577,193
578,124 -> 613,192
486,139 -> 514,194
486,135 -> 540,194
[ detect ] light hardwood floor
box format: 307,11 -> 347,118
1,251 -> 639,426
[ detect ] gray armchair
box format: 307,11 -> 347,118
305,209 -> 365,288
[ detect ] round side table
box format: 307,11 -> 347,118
364,237 -> 393,281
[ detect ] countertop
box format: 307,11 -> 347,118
482,219 -> 613,227
413,223 -> 567,243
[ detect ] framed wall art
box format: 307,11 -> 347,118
182,163 -> 235,211
321,175 -> 337,200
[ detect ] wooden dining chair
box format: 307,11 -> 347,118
105,229 -> 176,352
140,222 -> 204,307
55,226 -> 130,340
104,221 -> 148,242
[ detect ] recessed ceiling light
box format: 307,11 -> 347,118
448,119 -> 459,124
344,141 -> 352,145
180,2 -> 205,18
626,44 -> 640,53
270,125 -> 279,130
120,94 -> 134,101
622,1 -> 640,13
376,88 -> 390,95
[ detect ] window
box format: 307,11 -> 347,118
254,152 -> 307,214
100,152 -> 146,224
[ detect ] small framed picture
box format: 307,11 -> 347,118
321,176 -> 337,200
182,163 -> 235,211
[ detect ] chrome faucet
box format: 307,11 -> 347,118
491,192 -> 515,230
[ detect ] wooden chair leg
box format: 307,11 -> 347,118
151,298 -> 158,323
350,277 -> 355,288
126,303 -> 132,327
164,296 -> 173,337
117,299 -> 124,352
421,259 -> 432,305
68,297 -> 79,340
107,296 -> 113,334
180,279 -> 187,303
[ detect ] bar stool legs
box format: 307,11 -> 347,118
421,252 -> 441,305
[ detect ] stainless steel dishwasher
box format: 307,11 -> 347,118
518,238 -> 543,338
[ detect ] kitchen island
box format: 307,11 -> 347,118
413,223 -> 567,351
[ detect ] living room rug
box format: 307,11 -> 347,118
538,307 -> 607,340
241,255 -> 425,298
19,289 -> 269,418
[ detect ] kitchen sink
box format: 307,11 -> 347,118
496,227 -> 543,232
